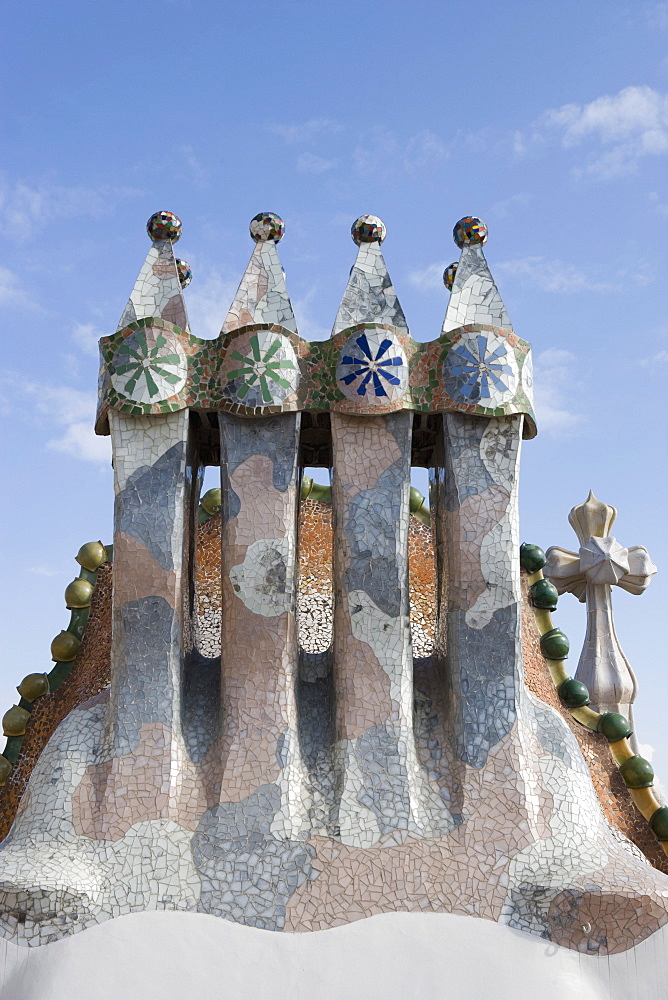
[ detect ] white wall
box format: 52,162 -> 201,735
0,910 -> 666,1000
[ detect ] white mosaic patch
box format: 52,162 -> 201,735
229,536 -> 296,617
442,243 -> 511,333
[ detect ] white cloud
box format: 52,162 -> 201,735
413,247 -> 651,298
407,261 -> 448,292
532,348 -> 583,436
353,128 -> 399,176
0,266 -> 41,311
645,3 -> 668,29
0,176 -> 139,240
512,130 -> 527,157
26,565 -> 63,577
31,384 -> 96,425
537,86 -> 668,178
48,420 -> 111,464
179,145 -> 209,187
291,286 -> 329,341
185,268 -> 236,339
496,256 -> 616,294
267,119 -> 343,144
639,348 -> 668,367
403,130 -> 448,169
296,152 -> 337,173
72,322 -> 103,356
492,192 -> 533,219
354,127 -> 448,177
6,380 -> 112,466
649,190 -> 668,216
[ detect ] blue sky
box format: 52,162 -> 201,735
1,1 -> 667,776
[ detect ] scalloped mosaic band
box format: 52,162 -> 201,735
96,319 -> 535,434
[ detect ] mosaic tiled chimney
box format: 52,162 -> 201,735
95,211 -> 536,847
0,209 -> 667,983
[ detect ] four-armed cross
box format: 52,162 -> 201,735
545,491 -> 657,744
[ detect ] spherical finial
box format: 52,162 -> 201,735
351,215 -> 386,245
453,216 -> 488,248
443,262 -> 458,291
175,258 -> 192,289
147,210 -> 182,243
250,212 -> 285,243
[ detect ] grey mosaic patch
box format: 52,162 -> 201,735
443,414 -> 495,508
182,652 -> 221,763
116,442 -> 187,570
343,414 -> 412,619
297,652 -> 337,833
113,596 -> 181,754
192,785 -> 315,930
504,883 -> 557,939
219,412 -> 301,496
355,725 -> 411,833
448,605 -> 518,768
525,694 -> 587,773
504,885 -> 609,954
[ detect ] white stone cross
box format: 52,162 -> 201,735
544,491 -> 657,741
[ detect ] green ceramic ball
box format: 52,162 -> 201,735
50,631 -> 80,663
17,673 -> 50,702
2,705 -> 30,737
649,807 -> 668,841
200,488 -> 222,515
309,481 -> 331,502
530,578 -> 559,610
0,756 -> 12,786
65,578 -> 94,609
75,541 -> 107,572
520,543 -> 547,574
597,712 -> 633,742
619,755 -> 654,789
540,628 -> 570,660
557,678 -> 590,708
409,487 -> 426,513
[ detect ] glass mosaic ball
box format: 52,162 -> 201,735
453,216 -> 488,248
147,211 -> 182,243
351,215 -> 386,245
250,213 -> 285,243
443,262 -> 458,291
176,258 -> 193,289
